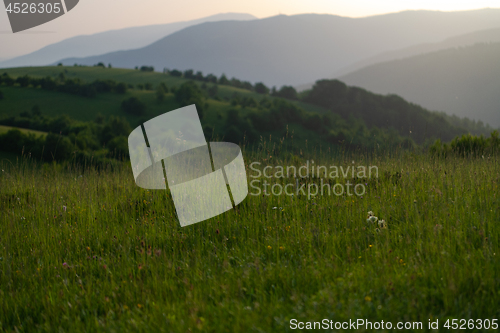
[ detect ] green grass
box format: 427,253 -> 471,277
0,125 -> 47,137
0,144 -> 498,332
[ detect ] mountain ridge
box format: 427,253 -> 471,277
0,13 -> 257,69
55,9 -> 500,87
339,42 -> 500,128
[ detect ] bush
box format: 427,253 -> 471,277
107,136 -> 129,159
140,66 -> 154,72
32,105 -> 41,116
121,97 -> 146,116
44,133 -> 73,161
450,134 -> 488,156
100,116 -> 132,145
430,131 -> 500,157
115,82 -> 127,94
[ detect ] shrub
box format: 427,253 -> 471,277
121,97 -> 146,116
44,132 -> 73,161
107,136 -> 129,159
115,82 -> 127,94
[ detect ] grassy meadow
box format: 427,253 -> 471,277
0,143 -> 499,332
1,65 -> 499,332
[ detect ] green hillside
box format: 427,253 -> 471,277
0,125 -> 47,137
0,66 -> 493,163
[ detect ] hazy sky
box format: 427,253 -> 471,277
1,0 -> 499,60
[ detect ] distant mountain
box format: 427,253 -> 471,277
56,9 -> 500,87
297,26 -> 500,90
341,27 -> 500,77
0,13 -> 256,68
339,43 -> 500,128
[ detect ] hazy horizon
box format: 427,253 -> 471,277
1,0 -> 500,60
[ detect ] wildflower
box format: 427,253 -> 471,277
365,296 -> 372,302
267,246 -> 272,250
378,219 -> 387,229
62,262 -> 68,268
367,211 -> 374,217
272,207 -> 277,210
367,216 -> 378,224
137,304 -> 143,308
279,246 -> 284,250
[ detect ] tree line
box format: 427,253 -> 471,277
0,109 -> 131,165
0,72 -> 128,98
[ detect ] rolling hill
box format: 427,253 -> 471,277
0,67 -> 493,153
339,42 -> 500,128
57,9 -> 500,87
0,13 -> 256,69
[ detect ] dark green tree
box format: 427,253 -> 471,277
115,82 -> 127,94
183,70 -> 194,79
121,97 -> 146,116
174,81 -> 205,119
273,85 -> 298,100
156,83 -> 168,102
254,82 -> 270,94
219,74 -> 229,85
